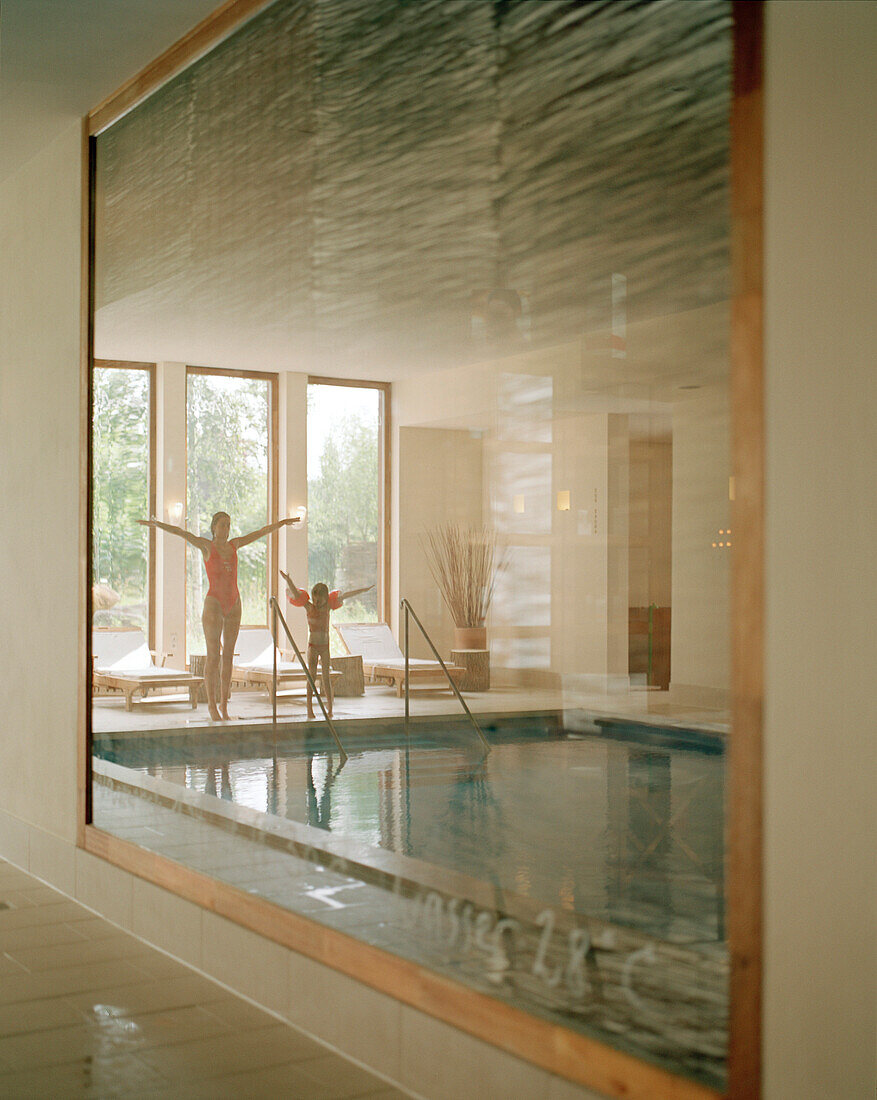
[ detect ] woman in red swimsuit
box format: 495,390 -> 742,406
281,571 -> 372,720
140,511 -> 301,720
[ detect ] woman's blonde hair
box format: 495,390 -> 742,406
311,582 -> 329,606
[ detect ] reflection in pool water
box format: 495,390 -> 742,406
96,717 -> 724,945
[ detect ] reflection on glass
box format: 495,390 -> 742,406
90,0 -> 734,1088
498,373 -> 553,443
493,545 -> 551,628
492,452 -> 553,535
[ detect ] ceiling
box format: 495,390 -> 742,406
3,0 -> 732,402
0,0 -> 222,184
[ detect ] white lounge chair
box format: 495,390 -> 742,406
334,622 -> 466,696
231,627 -> 340,704
92,630 -> 202,711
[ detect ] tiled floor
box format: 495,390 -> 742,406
0,859 -> 408,1098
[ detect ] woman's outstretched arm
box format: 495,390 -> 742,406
233,516 -> 301,549
138,518 -> 209,554
280,569 -> 307,603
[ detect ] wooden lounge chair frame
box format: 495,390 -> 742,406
334,622 -> 466,697
92,630 -> 203,711
230,629 -> 341,704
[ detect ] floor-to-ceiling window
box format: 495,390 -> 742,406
186,367 -> 276,656
91,361 -> 154,641
307,379 -> 387,640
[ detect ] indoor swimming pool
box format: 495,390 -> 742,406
92,712 -> 729,1087
94,713 -> 725,944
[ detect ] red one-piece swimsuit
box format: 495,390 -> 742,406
205,544 -> 239,615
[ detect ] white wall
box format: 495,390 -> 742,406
763,3 -> 877,1097
278,369 -> 310,651
670,385 -> 731,703
153,361 -> 188,665
398,426 -> 484,659
0,121 -> 83,841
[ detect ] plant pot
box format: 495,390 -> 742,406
453,626 -> 487,650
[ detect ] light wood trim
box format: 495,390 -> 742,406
186,364 -> 276,381
94,360 -> 155,370
381,385 -> 392,624
148,365 -> 157,649
307,375 -> 391,391
87,0 -> 276,136
269,372 -> 280,610
83,824 -> 720,1100
307,377 -> 392,623
78,119 -> 93,842
728,4 -> 764,1098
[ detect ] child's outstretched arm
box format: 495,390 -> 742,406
280,569 -> 307,603
337,584 -> 374,603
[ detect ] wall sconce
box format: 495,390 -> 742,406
557,490 -> 571,512
293,505 -> 308,524
167,501 -> 183,524
513,495 -> 525,514
712,527 -> 732,549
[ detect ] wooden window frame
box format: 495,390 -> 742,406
186,364 -> 280,627
308,375 -> 392,625
79,2 -> 764,1096
91,360 -> 157,650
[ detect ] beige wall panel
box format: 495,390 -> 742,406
398,427 -> 483,660
0,121 -> 83,841
763,3 -> 877,1097
670,386 -> 731,700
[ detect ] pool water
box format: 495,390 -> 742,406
95,714 -> 725,944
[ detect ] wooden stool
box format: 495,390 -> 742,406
188,654 -> 218,703
449,648 -> 490,692
330,654 -> 365,696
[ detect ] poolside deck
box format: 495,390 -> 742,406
93,682 -> 729,737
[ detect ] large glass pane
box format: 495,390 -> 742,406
90,0 -> 735,1089
186,372 -> 271,654
91,365 -> 150,633
307,383 -> 380,644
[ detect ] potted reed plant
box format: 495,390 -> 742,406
422,523 -> 502,650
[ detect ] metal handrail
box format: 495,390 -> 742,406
269,597 -> 347,762
399,598 -> 490,754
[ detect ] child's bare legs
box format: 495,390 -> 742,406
307,644 -> 333,719
307,645 -> 319,719
319,649 -> 334,718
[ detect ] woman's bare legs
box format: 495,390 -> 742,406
219,602 -> 241,720
201,597 -> 224,721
